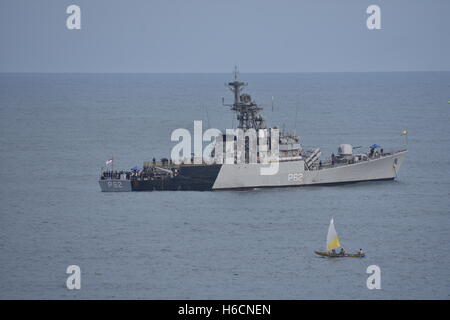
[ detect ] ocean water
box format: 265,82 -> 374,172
0,72 -> 449,299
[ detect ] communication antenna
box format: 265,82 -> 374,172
204,105 -> 211,128
294,104 -> 299,136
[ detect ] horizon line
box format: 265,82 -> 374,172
1,70 -> 449,74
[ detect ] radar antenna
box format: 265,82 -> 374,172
223,67 -> 266,130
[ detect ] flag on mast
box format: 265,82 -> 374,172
326,218 -> 341,251
106,158 -> 113,165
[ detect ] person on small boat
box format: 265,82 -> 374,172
331,249 -> 337,256
339,248 -> 346,256
358,249 -> 364,256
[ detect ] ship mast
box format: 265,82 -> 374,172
223,66 -> 266,130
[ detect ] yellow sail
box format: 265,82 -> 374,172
326,218 -> 341,251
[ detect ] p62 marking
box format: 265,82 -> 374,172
288,172 -> 304,182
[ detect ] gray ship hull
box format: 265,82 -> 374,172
99,150 -> 406,192
212,150 -> 406,190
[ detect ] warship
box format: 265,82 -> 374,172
99,73 -> 407,192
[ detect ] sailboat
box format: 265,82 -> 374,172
314,218 -> 365,258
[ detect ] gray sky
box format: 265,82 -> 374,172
1,0 -> 449,72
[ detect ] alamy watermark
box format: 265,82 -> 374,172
367,5 -> 381,30
66,4 -> 381,31
66,5 -> 81,30
366,265 -> 381,290
66,265 -> 81,290
170,121 -> 280,175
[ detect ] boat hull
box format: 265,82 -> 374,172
213,150 -> 406,190
314,250 -> 365,258
99,164 -> 221,192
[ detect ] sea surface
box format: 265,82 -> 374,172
0,72 -> 449,299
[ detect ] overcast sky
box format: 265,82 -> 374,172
0,0 -> 449,72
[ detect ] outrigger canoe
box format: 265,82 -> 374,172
314,218 -> 365,258
314,250 -> 365,258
